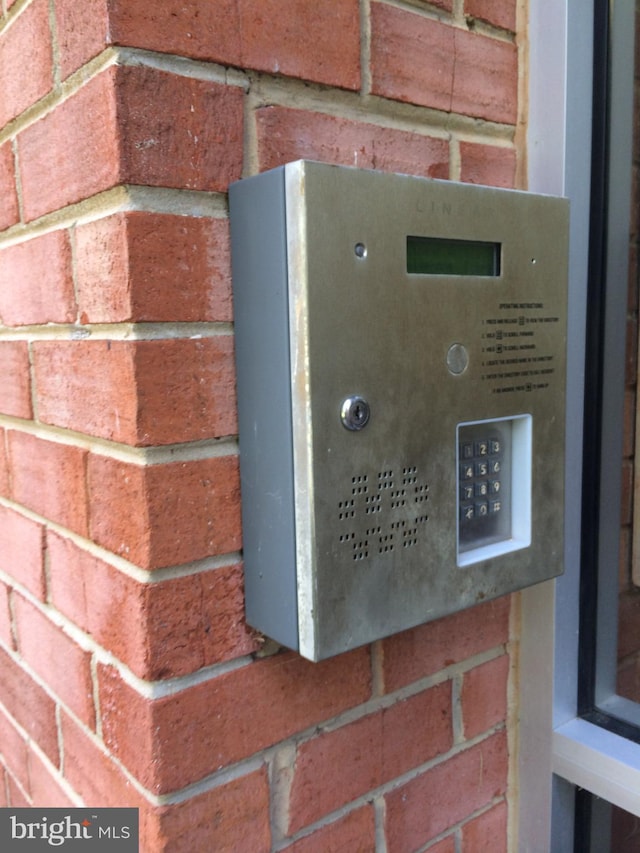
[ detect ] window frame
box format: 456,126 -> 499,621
519,0 -> 640,848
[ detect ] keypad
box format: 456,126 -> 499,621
457,416 -> 524,562
459,433 -> 504,527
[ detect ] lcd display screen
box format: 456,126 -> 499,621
407,236 -> 501,276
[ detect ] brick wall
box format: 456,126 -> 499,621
0,1 -> 523,850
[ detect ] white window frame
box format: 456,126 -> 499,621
519,1 -> 640,849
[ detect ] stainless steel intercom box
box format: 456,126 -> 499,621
230,160 -> 569,661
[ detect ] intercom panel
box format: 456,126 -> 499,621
229,160 -> 569,661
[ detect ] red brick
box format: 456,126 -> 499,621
461,654 -> 509,739
371,4 -> 517,124
0,142 -> 19,230
193,563 -> 259,669
0,582 -> 11,647
47,532 -> 257,679
135,337 -> 237,444
618,589 -> 640,661
0,646 -> 59,763
382,596 -> 511,693
461,801 -> 508,852
0,341 -> 32,418
59,710 -> 146,809
152,769 -> 271,853
0,707 -> 30,794
0,231 -> 75,325
74,213 -> 233,324
371,5 -> 454,114
33,340 -> 137,443
284,806 -> 375,853
611,803 -> 640,853
28,750 -> 77,807
289,683 -> 452,833
0,744 -> 70,810
234,0 -> 360,90
460,142 -> 517,188
54,0 -> 109,79
0,505 -> 45,598
622,459 -> 633,526
620,526 -> 632,590
87,454 -> 241,570
0,429 -> 8,496
421,839 -> 456,853
107,0 -> 361,91
465,0 -> 516,32
8,432 -> 89,537
451,29 -> 517,124
127,214 -> 232,323
626,316 -> 638,386
13,594 -> 95,728
0,0 -> 52,125
385,732 -> 508,851
47,532 -> 144,663
19,67 -> 242,221
109,0 -> 240,65
632,165 -> 640,242
116,65 -> 243,193
143,562 -> 259,677
616,659 -> 640,702
98,648 -> 371,792
628,244 -> 638,313
624,389 -> 635,458
257,105 -> 449,179
7,773 -> 30,806
74,214 -> 129,322
292,716 -> 379,832
18,70 -> 119,221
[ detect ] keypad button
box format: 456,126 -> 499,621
475,460 -> 488,477
461,504 -> 475,522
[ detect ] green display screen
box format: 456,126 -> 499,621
407,236 -> 501,276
